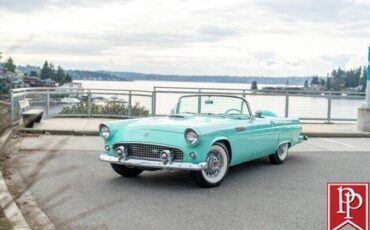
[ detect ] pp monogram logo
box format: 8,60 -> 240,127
337,187 -> 363,220
328,183 -> 369,230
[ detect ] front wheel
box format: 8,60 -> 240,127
110,163 -> 143,177
269,143 -> 289,164
190,143 -> 230,188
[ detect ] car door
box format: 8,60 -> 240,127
245,117 -> 280,159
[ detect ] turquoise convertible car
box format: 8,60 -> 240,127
99,95 -> 307,187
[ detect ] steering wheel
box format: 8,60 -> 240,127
224,109 -> 242,115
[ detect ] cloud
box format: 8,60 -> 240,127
4,34 -> 36,53
100,30 -> 236,47
0,0 -> 131,12
198,26 -> 238,38
0,0 -> 368,76
254,0 -> 370,22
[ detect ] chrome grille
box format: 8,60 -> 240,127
113,143 -> 183,161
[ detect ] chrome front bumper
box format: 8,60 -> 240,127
99,153 -> 207,171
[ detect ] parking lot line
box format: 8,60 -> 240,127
319,138 -> 355,148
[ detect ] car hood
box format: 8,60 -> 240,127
105,114 -> 238,134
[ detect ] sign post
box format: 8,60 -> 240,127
357,46 -> 370,131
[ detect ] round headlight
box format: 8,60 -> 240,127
100,125 -> 111,139
185,128 -> 198,145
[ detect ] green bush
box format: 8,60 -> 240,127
60,101 -> 150,117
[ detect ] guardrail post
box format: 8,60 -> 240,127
10,90 -> 14,123
46,89 -> 50,118
285,93 -> 289,117
152,91 -> 156,116
327,93 -> 332,123
242,89 -> 246,98
128,91 -> 132,118
87,90 -> 92,117
198,89 -> 201,113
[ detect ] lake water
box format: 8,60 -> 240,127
74,80 -> 364,121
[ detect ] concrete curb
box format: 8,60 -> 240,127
1,128 -> 57,230
18,128 -> 99,136
18,128 -> 370,138
0,128 -> 31,230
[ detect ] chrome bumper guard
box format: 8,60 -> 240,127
99,153 -> 207,171
298,135 -> 308,143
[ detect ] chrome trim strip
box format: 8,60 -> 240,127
100,153 -> 207,171
112,141 -> 185,153
112,143 -> 184,161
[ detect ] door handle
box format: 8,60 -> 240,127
270,121 -> 275,126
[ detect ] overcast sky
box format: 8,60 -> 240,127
0,0 -> 369,76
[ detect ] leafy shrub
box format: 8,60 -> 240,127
60,101 -> 150,117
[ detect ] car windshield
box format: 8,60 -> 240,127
175,95 -> 251,117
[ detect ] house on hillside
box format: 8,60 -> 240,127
0,71 -> 27,100
44,78 -> 58,87
23,76 -> 57,87
23,76 -> 44,87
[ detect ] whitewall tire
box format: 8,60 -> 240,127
190,142 -> 230,188
269,143 -> 289,164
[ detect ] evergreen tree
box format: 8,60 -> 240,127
311,76 -> 319,85
326,74 -> 331,90
3,57 -> 16,73
361,66 -> 368,92
48,63 -> 56,81
304,80 -> 309,88
65,73 -> 72,83
251,81 -> 258,90
39,60 -> 72,85
319,79 -> 326,87
40,61 -> 49,79
56,66 -> 66,84
29,70 -> 38,77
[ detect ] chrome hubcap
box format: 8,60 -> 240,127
278,143 -> 288,160
204,150 -> 223,178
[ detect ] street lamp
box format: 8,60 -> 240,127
357,45 -> 370,131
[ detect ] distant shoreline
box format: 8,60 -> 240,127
72,74 -> 308,86
17,65 -> 311,85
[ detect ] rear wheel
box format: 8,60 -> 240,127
191,143 -> 229,188
269,143 -> 289,164
110,163 -> 143,177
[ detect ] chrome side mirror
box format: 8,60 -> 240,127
255,110 -> 263,118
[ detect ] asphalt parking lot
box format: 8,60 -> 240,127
6,136 -> 370,230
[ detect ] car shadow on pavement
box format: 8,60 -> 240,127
104,154 -> 305,189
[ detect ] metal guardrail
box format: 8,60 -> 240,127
10,86 -> 365,124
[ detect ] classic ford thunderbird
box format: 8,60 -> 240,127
99,95 -> 307,187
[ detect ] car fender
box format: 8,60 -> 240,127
277,139 -> 291,151
208,136 -> 232,160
